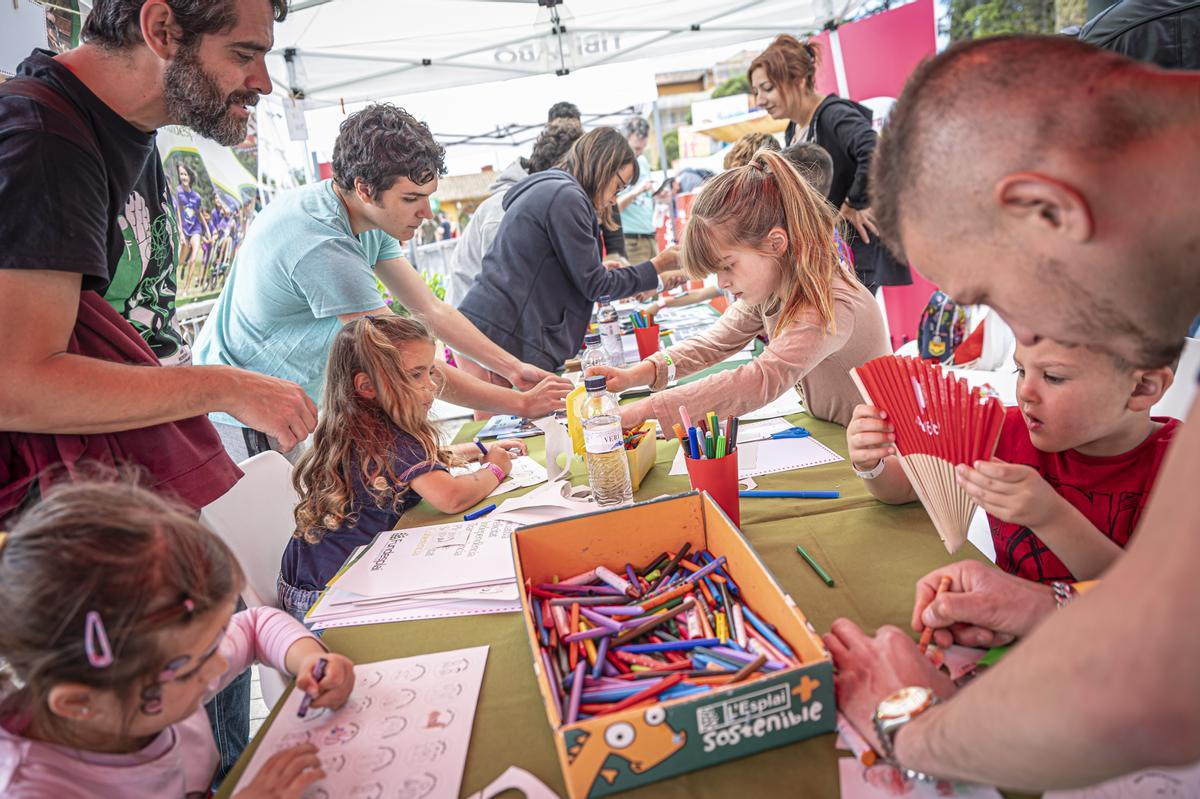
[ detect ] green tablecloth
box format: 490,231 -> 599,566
217,411 -> 1008,799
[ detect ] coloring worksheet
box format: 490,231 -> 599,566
451,455 -> 548,498
240,646 -> 490,799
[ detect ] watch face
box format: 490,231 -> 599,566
877,686 -> 934,721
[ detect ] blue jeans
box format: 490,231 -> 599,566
278,574 -> 322,626
206,598 -> 251,789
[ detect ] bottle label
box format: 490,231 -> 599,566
600,321 -> 621,340
583,421 -> 623,454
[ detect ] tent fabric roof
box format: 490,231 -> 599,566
269,0 -> 863,107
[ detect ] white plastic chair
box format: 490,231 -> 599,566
1153,337 -> 1199,421
200,450 -> 299,707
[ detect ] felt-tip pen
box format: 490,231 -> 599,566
464,504 -> 497,521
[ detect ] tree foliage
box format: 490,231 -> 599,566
944,0 -> 1059,40
711,74 -> 750,99
662,131 -> 679,167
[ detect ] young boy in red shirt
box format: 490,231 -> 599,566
847,338 -> 1178,582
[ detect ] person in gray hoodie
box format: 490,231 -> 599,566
458,127 -> 679,375
447,119 -> 583,307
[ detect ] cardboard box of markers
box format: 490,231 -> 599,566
511,491 -> 835,799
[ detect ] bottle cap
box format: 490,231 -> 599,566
598,295 -> 611,304
584,333 -> 602,347
584,375 -> 608,392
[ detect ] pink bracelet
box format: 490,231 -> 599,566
483,463 -> 506,483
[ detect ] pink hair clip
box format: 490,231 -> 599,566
84,611 -> 114,669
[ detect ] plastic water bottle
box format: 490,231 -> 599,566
580,333 -> 610,374
581,375 -> 633,506
597,296 -> 625,367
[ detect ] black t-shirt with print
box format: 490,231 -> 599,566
0,49 -> 189,365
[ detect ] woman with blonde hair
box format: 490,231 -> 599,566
279,315 -> 528,620
458,127 -> 679,376
589,149 -> 889,430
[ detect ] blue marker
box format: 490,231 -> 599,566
687,427 -> 701,460
463,503 -> 496,521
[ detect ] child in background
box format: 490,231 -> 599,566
592,149 -> 889,429
723,132 -> 782,170
0,481 -> 355,797
281,316 -> 529,621
847,338 -> 1177,582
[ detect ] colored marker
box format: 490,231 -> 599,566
919,575 -> 953,652
463,503 -> 496,521
795,543 -> 835,587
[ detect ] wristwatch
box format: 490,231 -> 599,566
873,686 -> 941,782
1050,581 -> 1077,609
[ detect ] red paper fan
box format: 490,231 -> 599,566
850,355 -> 1005,552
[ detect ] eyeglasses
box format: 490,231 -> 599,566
616,173 -> 632,194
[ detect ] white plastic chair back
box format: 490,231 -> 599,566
200,451 -> 299,708
200,450 -> 298,608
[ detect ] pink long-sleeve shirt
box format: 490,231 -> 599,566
644,277 -> 889,429
0,606 -> 317,798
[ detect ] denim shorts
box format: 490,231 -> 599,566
277,575 -> 322,626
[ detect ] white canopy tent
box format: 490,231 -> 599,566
268,0 -> 863,106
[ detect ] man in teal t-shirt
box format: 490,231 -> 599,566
617,116 -> 659,265
194,104 -> 571,461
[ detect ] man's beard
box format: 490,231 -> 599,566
163,44 -> 258,146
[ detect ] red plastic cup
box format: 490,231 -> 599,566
633,325 -> 661,361
684,449 -> 740,526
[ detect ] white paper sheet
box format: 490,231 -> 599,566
670,436 -> 842,478
311,598 -> 520,630
491,480 -> 598,526
728,418 -> 793,443
467,766 -> 561,799
450,455 -> 548,498
240,646 -> 489,799
330,519 -> 518,599
1042,761 -> 1200,799
741,392 -> 806,421
838,758 -> 1002,799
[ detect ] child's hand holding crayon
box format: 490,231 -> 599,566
294,650 -> 356,712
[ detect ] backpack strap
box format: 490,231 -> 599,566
0,75 -> 103,164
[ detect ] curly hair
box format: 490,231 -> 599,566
723,132 -> 781,170
547,101 -> 581,122
525,118 -> 584,173
623,116 -> 650,139
292,316 -> 456,544
331,104 -> 447,201
83,0 -> 288,49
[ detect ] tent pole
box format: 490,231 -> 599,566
651,100 -> 677,246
